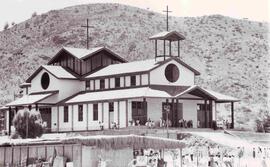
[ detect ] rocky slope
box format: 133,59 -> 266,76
0,3 -> 269,130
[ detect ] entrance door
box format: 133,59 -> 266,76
162,102 -> 183,127
39,107 -> 52,132
197,104 -> 212,128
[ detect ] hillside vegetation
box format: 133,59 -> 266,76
0,3 -> 269,130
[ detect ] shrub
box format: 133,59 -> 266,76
255,119 -> 264,132
4,22 -> 9,30
12,108 -> 44,138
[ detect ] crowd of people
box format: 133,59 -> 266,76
180,146 -> 270,167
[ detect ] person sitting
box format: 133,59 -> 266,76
179,119 -> 184,128
99,121 -> 104,130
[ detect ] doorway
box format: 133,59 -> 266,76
39,107 -> 52,132
162,102 -> 183,127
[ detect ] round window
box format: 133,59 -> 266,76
165,64 -> 179,82
41,72 -> 50,90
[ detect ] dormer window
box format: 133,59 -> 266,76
100,79 -> 105,89
115,77 -> 120,88
131,75 -> 136,86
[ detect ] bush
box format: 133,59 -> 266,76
12,108 -> 44,138
256,119 -> 264,132
4,22 -> 9,30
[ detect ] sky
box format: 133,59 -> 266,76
0,0 -> 269,30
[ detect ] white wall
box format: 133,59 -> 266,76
150,59 -> 195,86
51,106 -> 58,132
141,74 -> 149,85
103,102 -> 109,129
110,78 -> 115,88
30,69 -> 84,104
105,79 -> 109,89
125,76 -> 131,87
120,77 -> 124,87
95,80 -> 100,90
135,75 -> 140,86
58,106 -> 72,131
73,104 -> 87,131
147,98 -> 164,122
119,101 -> 127,128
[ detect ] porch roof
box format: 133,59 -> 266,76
6,91 -> 58,107
175,85 -> 239,102
65,87 -> 171,104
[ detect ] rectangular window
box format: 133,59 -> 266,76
109,102 -> 114,112
115,77 -> 120,88
78,105 -> 83,121
85,81 -> 90,90
93,103 -> 98,121
131,101 -> 147,125
100,79 -> 105,89
130,75 -> 136,86
64,106 -> 69,122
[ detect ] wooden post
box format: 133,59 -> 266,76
231,102 -> 234,129
169,40 -> 172,56
178,40 -> 180,57
155,40 -> 157,60
163,40 -> 166,60
57,107 -> 59,133
71,105 -> 74,132
126,100 -> 128,127
180,148 -> 183,167
204,100 -> 207,128
86,104 -> 89,131
8,107 -> 11,136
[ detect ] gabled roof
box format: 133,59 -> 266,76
85,57 -> 200,79
47,47 -> 127,64
26,65 -> 77,83
149,31 -> 185,41
175,85 -> 240,102
6,91 -> 58,107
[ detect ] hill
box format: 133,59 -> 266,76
0,3 -> 269,130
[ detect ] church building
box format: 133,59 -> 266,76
1,30 -> 239,134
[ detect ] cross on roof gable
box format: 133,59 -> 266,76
149,31 -> 185,41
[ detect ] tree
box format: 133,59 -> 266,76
32,11 -> 37,18
4,22 -> 9,30
12,108 -> 44,138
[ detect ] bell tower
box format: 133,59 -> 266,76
149,6 -> 185,61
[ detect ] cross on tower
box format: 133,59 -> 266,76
81,18 -> 94,49
163,6 -> 172,31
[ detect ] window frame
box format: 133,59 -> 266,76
100,79 -> 105,90
93,103 -> 98,121
64,106 -> 69,123
78,105 -> 83,122
130,75 -> 136,86
115,77 -> 120,88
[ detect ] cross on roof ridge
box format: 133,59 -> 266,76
81,18 -> 94,49
162,5 -> 172,31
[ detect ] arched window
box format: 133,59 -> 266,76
41,72 -> 50,90
164,64 -> 179,82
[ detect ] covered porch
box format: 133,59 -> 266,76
4,91 -> 59,135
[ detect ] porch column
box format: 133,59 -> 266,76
57,106 -> 59,132
231,102 -> 234,129
8,107 -> 11,136
171,98 -> 175,126
209,100 -> 212,128
35,104 -> 38,111
143,98 -> 147,122
204,100 -> 207,128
